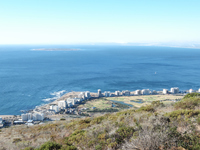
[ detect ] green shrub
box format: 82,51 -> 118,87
136,105 -> 155,112
12,138 -> 22,143
165,109 -> 200,121
151,101 -> 164,107
114,126 -> 135,144
91,116 -> 105,125
183,93 -> 200,99
175,97 -> 200,109
95,144 -> 102,150
36,141 -> 62,150
24,147 -> 34,150
67,130 -> 86,144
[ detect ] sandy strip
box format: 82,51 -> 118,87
0,115 -> 15,119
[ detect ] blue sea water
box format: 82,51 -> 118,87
0,45 -> 200,115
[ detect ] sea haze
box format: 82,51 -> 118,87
0,45 -> 200,115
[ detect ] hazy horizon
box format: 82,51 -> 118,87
0,0 -> 200,46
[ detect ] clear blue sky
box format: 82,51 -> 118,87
0,0 -> 200,44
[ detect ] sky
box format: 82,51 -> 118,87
0,0 -> 200,45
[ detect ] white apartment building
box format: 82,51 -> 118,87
115,91 -> 120,96
163,89 -> 168,94
85,91 -> 90,99
67,98 -> 77,105
22,113 -> 44,121
27,113 -> 33,120
141,89 -> 150,95
104,91 -> 110,97
78,92 -> 85,100
152,90 -> 157,95
135,90 -> 141,95
98,89 -> 102,97
189,89 -> 194,93
50,105 -> 60,113
32,113 -> 44,121
21,114 -> 28,121
58,100 -> 67,109
0,117 -> 2,124
170,87 -> 179,94
122,90 -> 130,96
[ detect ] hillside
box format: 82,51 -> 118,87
1,93 -> 200,150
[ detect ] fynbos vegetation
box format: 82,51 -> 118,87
1,93 -> 200,149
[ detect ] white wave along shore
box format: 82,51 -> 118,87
42,90 -> 67,102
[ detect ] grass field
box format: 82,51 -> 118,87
78,99 -> 112,110
79,94 -> 184,110
106,94 -> 183,108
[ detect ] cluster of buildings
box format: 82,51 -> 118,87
100,87 -> 200,97
102,89 -> 153,97
163,87 -> 200,94
40,87 -> 200,115
49,91 -> 91,113
21,112 -> 44,121
163,87 -> 180,94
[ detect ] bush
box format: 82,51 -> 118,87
36,141 -> 62,150
136,105 -> 155,112
165,109 -> 200,120
67,130 -> 86,144
13,138 -> 22,143
175,97 -> 200,109
151,101 -> 164,107
114,127 -> 135,144
183,93 -> 200,99
24,147 -> 34,150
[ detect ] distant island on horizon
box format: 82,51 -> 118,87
31,48 -> 79,51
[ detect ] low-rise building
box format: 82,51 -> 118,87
78,92 -> 85,100
21,114 -> 28,121
22,113 -> 44,121
163,89 -> 168,95
67,98 -> 79,105
141,89 -> 150,95
170,87 -> 179,94
135,90 -> 141,95
98,89 -> 102,97
85,91 -> 90,99
152,90 -> 157,95
32,113 -> 44,121
50,105 -> 60,113
67,101 -> 73,107
189,89 -> 194,93
58,100 -> 67,109
122,90 -> 130,96
27,113 -> 33,120
115,91 -> 120,96
104,91 -> 110,97
0,117 -> 2,124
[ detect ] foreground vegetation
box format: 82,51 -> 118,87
1,93 -> 200,150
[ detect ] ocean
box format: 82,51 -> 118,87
0,45 -> 200,115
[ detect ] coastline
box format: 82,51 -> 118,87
31,89 -> 186,116
32,91 -> 98,114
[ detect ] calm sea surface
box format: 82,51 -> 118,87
0,45 -> 200,115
